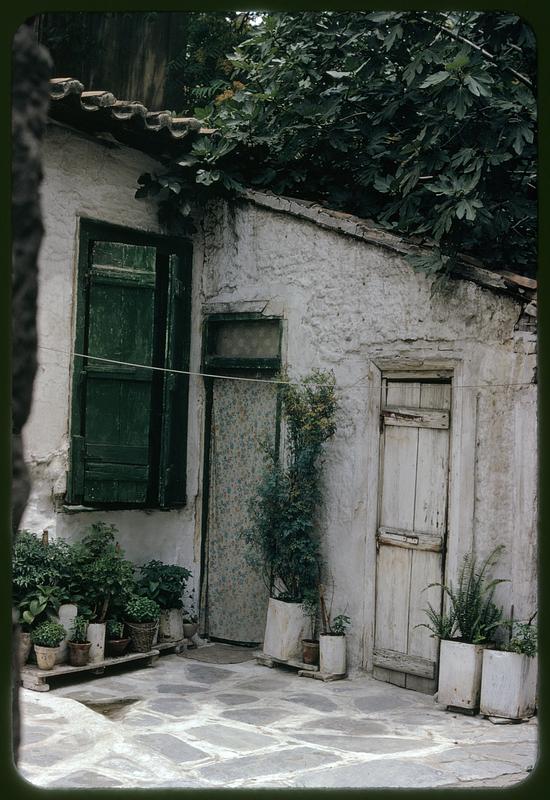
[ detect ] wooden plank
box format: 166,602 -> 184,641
406,675 -> 437,694
373,648 -> 436,679
374,544 -> 411,653
21,649 -> 161,690
86,443 -> 149,463
407,549 -> 442,665
382,406 -> 449,429
378,527 -> 443,552
382,370 -> 453,381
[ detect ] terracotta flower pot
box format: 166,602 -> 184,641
34,644 -> 61,671
106,638 -> 131,658
19,631 -> 32,667
183,622 -> 198,640
302,638 -> 320,665
68,641 -> 92,667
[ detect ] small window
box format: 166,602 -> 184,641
67,222 -> 192,509
204,316 -> 281,369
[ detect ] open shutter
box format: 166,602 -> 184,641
73,241 -> 156,505
159,246 -> 192,507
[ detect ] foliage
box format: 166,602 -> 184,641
504,617 -> 537,657
418,545 -> 506,644
73,523 -> 136,623
106,619 -> 125,640
244,370 -> 337,602
138,11 -> 536,277
302,588 -> 319,639
17,586 -> 61,632
125,596 -> 160,623
330,614 -> 351,636
69,615 -> 89,644
137,560 -> 192,610
31,621 -> 66,648
12,530 -> 72,605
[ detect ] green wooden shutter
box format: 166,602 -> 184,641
75,241 -> 156,505
159,246 -> 192,507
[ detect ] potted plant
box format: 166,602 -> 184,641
31,620 -> 66,670
137,560 -> 191,642
183,588 -> 199,640
67,615 -> 92,666
73,523 -> 136,663
105,618 -> 131,657
301,590 -> 320,665
318,584 -> 350,674
245,370 -> 337,662
419,545 -> 506,712
16,585 -> 60,666
124,596 -> 160,653
480,614 -> 538,720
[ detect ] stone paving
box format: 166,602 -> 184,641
17,649 -> 538,789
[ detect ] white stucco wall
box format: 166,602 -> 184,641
201,198 -> 537,671
21,123 -> 205,594
23,123 -> 537,674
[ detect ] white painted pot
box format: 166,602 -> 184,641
319,633 -> 347,675
263,598 -> 310,661
480,649 -> 538,720
57,603 -> 78,664
159,608 -> 184,642
87,622 -> 106,664
438,639 -> 485,710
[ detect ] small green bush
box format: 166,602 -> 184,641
505,621 -> 537,657
125,596 -> 160,623
331,614 -> 351,635
69,616 -> 89,644
31,621 -> 66,648
106,619 -> 125,639
137,560 -> 192,610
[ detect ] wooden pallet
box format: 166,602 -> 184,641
256,652 -> 346,681
21,649 -> 160,692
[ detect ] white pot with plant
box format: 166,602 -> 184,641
136,560 -> 191,642
318,583 -> 349,675
31,621 -> 67,671
418,546 -> 506,712
57,603 -> 78,664
244,371 -> 337,662
480,614 -> 538,720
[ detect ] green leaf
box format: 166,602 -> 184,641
419,71 -> 451,88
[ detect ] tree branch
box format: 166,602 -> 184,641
420,14 -> 532,88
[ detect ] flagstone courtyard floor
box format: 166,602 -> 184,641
17,649 -> 538,789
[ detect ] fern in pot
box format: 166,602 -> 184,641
245,370 -> 337,662
480,613 -> 538,720
418,545 -> 506,712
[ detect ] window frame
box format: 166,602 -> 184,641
66,218 -> 192,510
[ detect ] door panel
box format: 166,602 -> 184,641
374,379 -> 451,693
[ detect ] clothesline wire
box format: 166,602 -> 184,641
37,346 -> 535,391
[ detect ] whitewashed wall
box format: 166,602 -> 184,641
24,124 -> 537,673
201,198 -> 538,671
21,123 -> 205,596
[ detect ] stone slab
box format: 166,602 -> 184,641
221,707 -> 289,726
298,734 -> 428,754
135,733 -> 207,763
188,724 -> 276,751
196,746 -> 342,784
294,759 -> 456,788
286,693 -> 339,712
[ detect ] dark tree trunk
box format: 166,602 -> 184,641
11,19 -> 52,765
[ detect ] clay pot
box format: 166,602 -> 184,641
183,622 -> 198,640
68,641 -> 92,667
34,645 -> 61,671
106,638 -> 131,658
302,638 -> 320,665
19,631 -> 32,667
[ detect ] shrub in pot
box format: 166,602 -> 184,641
73,523 -> 136,663
137,560 -> 191,642
244,370 -> 337,661
480,616 -> 538,720
67,615 -> 92,666
125,596 -> 160,652
105,619 -> 131,657
301,591 -> 320,665
319,587 -> 350,675
419,545 -> 506,712
31,621 -> 66,670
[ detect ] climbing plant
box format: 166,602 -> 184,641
244,370 -> 338,603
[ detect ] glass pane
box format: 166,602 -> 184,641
210,320 -> 280,359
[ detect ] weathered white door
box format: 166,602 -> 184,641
373,378 -> 451,693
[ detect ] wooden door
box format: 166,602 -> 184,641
373,379 -> 451,693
